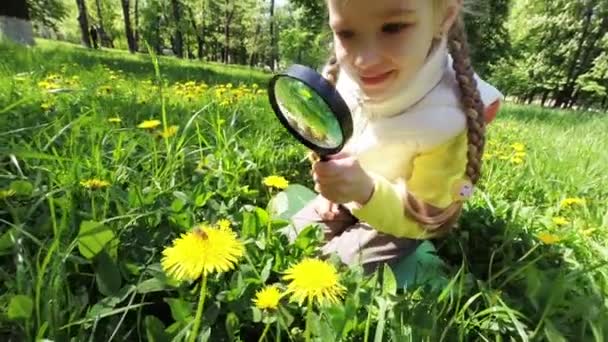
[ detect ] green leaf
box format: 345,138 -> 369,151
164,298 -> 192,323
260,258 -> 273,283
95,251 -> 122,296
170,198 -> 186,212
382,264 -> 397,296
145,315 -> 169,342
136,278 -> 167,294
544,320 -> 567,342
0,228 -> 16,255
168,212 -> 191,230
195,193 -> 212,207
10,180 -> 33,196
267,184 -> 317,219
78,221 -> 115,259
8,295 -> 33,320
225,312 -> 240,341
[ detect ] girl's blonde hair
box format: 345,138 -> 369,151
322,3 -> 486,234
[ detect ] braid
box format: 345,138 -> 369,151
448,16 -> 486,185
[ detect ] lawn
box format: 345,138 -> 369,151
1,39 -> 607,341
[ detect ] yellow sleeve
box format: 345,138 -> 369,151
346,132 -> 468,239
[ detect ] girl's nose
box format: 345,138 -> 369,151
353,42 -> 381,71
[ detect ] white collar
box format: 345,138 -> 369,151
337,37 -> 448,120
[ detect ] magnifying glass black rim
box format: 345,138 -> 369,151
268,64 -> 353,157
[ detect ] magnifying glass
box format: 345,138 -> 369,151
268,64 -> 353,161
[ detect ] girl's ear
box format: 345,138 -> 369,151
435,0 -> 463,38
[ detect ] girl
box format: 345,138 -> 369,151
288,0 -> 503,274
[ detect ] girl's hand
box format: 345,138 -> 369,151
314,196 -> 340,220
312,152 -> 375,205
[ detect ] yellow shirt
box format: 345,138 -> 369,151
335,38 -> 503,239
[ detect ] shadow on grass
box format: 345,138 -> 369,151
0,40 -> 271,88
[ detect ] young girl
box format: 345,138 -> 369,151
288,0 -> 503,274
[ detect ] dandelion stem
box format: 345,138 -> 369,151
258,322 -> 271,342
189,274 -> 208,342
305,297 -> 313,342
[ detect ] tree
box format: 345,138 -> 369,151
170,0 -> 184,57
75,0 -> 92,47
0,0 -> 35,45
121,0 -> 137,52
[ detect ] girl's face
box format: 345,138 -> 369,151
328,0 -> 458,99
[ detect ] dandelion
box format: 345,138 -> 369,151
138,119 -> 161,129
253,285 -> 282,311
510,157 -> 524,165
283,258 -> 345,306
0,189 -> 16,199
511,142 -> 525,152
217,219 -> 231,231
514,151 -> 527,158
582,228 -> 596,236
283,258 -> 345,342
537,232 -> 561,245
263,175 -> 289,190
560,197 -> 586,208
159,125 -> 179,138
552,217 -> 569,226
108,117 -> 122,123
80,178 -> 111,190
161,225 -> 244,280
161,225 -> 244,342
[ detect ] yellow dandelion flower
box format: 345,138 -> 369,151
161,225 -> 245,281
510,157 -> 524,165
582,228 -> 596,236
159,125 -> 179,138
263,175 -> 289,190
283,258 -> 346,306
108,117 -> 122,123
217,219 -> 231,231
514,151 -> 527,158
0,189 -> 16,199
226,83 -> 233,89
511,142 -> 525,152
80,178 -> 111,190
552,217 -> 569,226
253,286 -> 282,310
537,232 -> 561,245
138,119 -> 162,129
560,197 -> 586,208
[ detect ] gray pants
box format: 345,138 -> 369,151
285,195 -> 420,273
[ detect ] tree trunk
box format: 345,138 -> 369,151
134,0 -> 139,51
187,6 -> 204,59
269,0 -> 276,70
555,4 -> 594,108
75,0 -> 92,48
170,0 -> 183,58
540,90 -> 550,107
95,0 -> 104,32
223,1 -> 234,64
601,95 -> 607,110
121,0 -> 137,53
0,0 -> 34,45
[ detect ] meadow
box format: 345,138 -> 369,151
1,39 -> 607,341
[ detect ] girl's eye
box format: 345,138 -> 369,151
382,23 -> 409,34
336,30 -> 355,40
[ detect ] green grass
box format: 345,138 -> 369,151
1,39 -> 607,341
